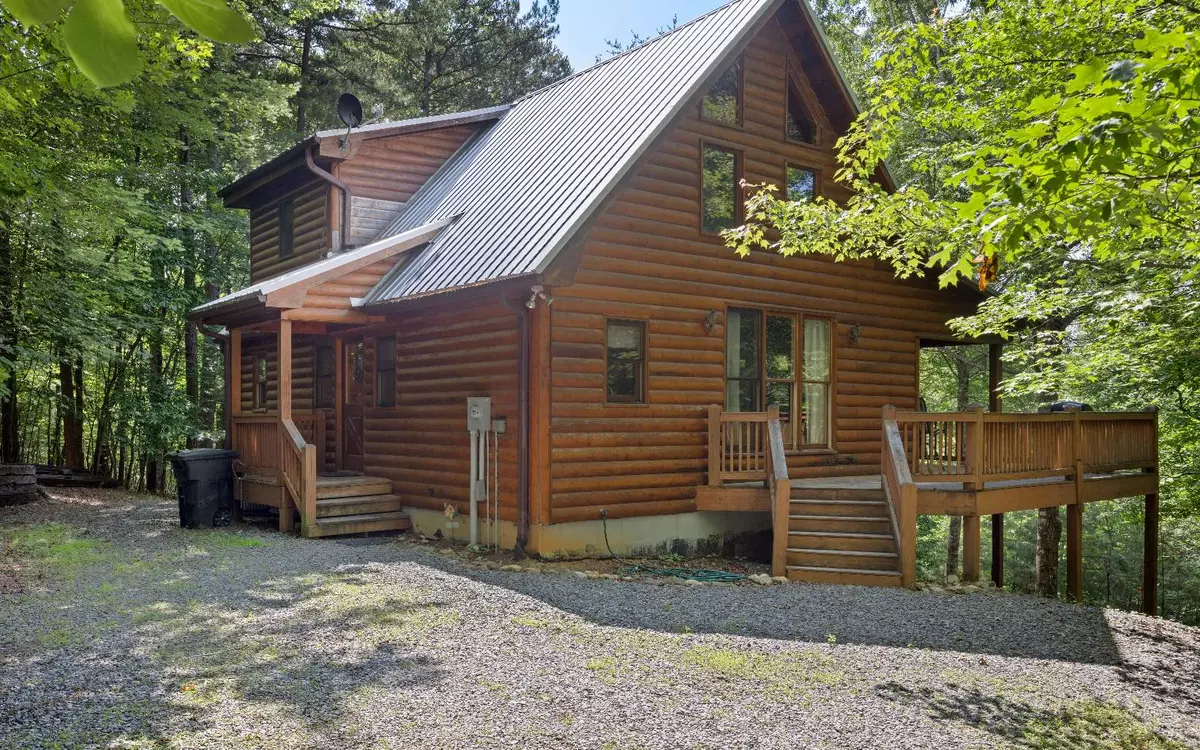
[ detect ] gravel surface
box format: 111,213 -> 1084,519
2,489 -> 1198,749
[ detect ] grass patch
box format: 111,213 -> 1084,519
2,523 -> 112,579
1023,700 -> 1187,750
680,645 -> 843,699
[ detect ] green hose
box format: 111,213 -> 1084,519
601,509 -> 746,583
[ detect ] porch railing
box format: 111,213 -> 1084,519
280,418 -> 318,536
230,414 -> 319,536
707,405 -> 773,484
229,415 -> 280,473
765,408 -> 791,578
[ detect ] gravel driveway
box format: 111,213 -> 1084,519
2,489 -> 1198,749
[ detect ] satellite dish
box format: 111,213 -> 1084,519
337,93 -> 363,129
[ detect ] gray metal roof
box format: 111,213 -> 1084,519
365,0 -> 779,304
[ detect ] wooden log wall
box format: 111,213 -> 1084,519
547,18 -> 981,523
362,299 -> 521,519
337,125 -> 478,246
249,178 -> 329,284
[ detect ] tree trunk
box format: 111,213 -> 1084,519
421,47 -> 434,115
296,22 -> 313,134
946,350 -> 970,576
1035,506 -> 1062,597
181,127 -> 199,449
59,355 -> 85,468
0,206 -> 19,464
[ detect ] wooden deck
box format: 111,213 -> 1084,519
699,405 -> 1159,610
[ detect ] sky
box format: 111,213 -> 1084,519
546,0 -> 728,70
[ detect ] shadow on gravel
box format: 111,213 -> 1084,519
413,553 -> 1124,666
875,680 -> 1186,749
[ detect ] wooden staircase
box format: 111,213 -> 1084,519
307,474 -> 412,538
784,486 -> 902,587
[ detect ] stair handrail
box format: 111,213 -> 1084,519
881,405 -> 917,586
764,406 -> 790,578
280,417 -> 318,536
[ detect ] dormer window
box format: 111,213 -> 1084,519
786,77 -> 817,144
701,58 -> 742,127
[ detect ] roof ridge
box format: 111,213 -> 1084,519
513,0 -> 747,104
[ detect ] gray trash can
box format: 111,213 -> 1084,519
168,449 -> 238,528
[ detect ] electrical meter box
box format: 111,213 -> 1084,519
466,397 -> 492,432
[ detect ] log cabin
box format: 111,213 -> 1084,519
192,0 -> 1160,609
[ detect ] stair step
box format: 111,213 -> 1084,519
788,514 -> 892,535
787,487 -> 886,502
788,547 -> 900,571
316,494 -> 403,518
786,565 -> 903,588
790,499 -> 888,518
788,531 -> 896,553
307,511 -> 412,538
316,477 -> 392,499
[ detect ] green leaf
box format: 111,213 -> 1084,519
157,0 -> 255,43
2,0 -> 73,25
63,0 -> 140,88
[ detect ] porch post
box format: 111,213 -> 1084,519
334,336 -> 344,470
988,341 -> 1004,588
1144,492 -> 1158,615
229,328 -> 242,418
278,319 -> 292,421
1067,502 -> 1083,602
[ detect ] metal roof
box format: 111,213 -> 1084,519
365,0 -> 779,304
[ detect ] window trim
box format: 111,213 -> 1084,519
698,140 -> 744,238
375,336 -> 397,408
699,55 -> 744,129
784,162 -> 821,203
724,306 -> 837,453
783,59 -> 821,148
604,318 -> 648,405
278,197 -> 295,260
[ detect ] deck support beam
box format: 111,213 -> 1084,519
962,515 -> 980,582
1144,492 -> 1158,615
1067,503 -> 1083,602
334,336 -> 344,471
988,341 -> 1004,588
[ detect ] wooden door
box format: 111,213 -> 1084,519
342,339 -> 366,472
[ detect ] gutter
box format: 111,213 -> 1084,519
305,146 -> 352,252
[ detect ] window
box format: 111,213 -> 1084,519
376,337 -> 396,407
701,144 -> 741,235
787,165 -> 816,202
725,309 -> 833,449
606,320 -> 646,403
786,77 -> 817,144
349,342 -> 364,385
254,356 -> 268,410
701,59 -> 741,126
315,345 -> 335,409
278,197 -> 295,259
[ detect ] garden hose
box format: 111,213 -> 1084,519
600,509 -> 747,583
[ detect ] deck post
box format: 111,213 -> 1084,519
334,336 -> 344,470
962,515 -> 980,582
987,342 -> 1004,587
1144,492 -> 1158,616
707,404 -> 723,487
1067,502 -> 1083,602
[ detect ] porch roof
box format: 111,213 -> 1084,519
189,217 -> 454,324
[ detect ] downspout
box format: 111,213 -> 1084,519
503,292 -> 531,551
305,145 -> 351,252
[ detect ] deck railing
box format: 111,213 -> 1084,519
280,418 -> 318,535
892,408 -> 1158,484
230,415 -> 280,474
707,405 -> 772,484
764,408 -> 791,578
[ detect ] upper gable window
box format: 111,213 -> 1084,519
787,165 -> 816,202
701,143 -> 741,235
786,77 -> 817,144
278,197 -> 295,259
701,59 -> 742,127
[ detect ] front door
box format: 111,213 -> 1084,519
341,339 -> 366,472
